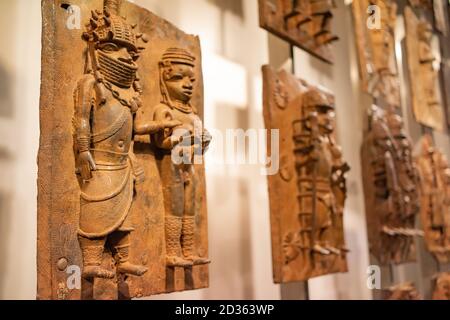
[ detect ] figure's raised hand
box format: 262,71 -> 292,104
202,129 -> 212,152
159,119 -> 182,130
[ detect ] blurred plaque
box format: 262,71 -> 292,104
352,0 -> 401,108
415,134 -> 450,264
405,6 -> 444,130
263,65 -> 349,282
361,106 -> 422,265
259,0 -> 339,64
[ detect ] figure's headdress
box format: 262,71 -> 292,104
83,0 -> 138,52
161,48 -> 196,69
370,0 -> 397,32
386,112 -> 405,138
302,88 -> 334,113
81,0 -> 147,111
368,106 -> 394,147
417,20 -> 432,41
298,88 -> 334,135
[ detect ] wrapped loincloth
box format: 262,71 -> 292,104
78,162 -> 135,239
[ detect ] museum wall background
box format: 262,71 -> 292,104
0,0 -> 448,300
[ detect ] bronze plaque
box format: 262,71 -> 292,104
38,0 -> 210,300
259,0 -> 339,64
404,6 -> 444,130
415,134 -> 450,264
262,65 -> 349,283
352,0 -> 401,108
361,106 -> 422,265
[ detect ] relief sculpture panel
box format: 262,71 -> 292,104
405,6 -> 444,130
263,66 -> 349,283
38,0 -> 209,300
361,106 -> 423,265
352,0 -> 400,108
415,135 -> 450,264
259,0 -> 339,64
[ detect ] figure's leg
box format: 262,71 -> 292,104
109,231 -> 148,276
311,200 -> 331,255
322,203 -> 342,255
312,227 -> 331,255
165,165 -> 192,267
79,236 -> 115,279
181,167 -> 210,265
321,225 -> 340,255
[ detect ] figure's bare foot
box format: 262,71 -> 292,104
166,255 -> 193,268
117,262 -> 148,276
185,256 -> 211,266
325,246 -> 341,255
83,266 -> 115,279
312,244 -> 330,255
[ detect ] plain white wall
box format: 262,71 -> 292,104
0,0 -> 40,300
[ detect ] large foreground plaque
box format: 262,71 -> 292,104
38,0 -> 210,300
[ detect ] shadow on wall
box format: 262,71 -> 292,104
0,60 -> 13,119
0,147 -> 10,160
0,191 -> 12,298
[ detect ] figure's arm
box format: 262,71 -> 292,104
152,105 -> 181,150
134,118 -> 181,135
329,139 -> 350,192
74,74 -> 96,180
